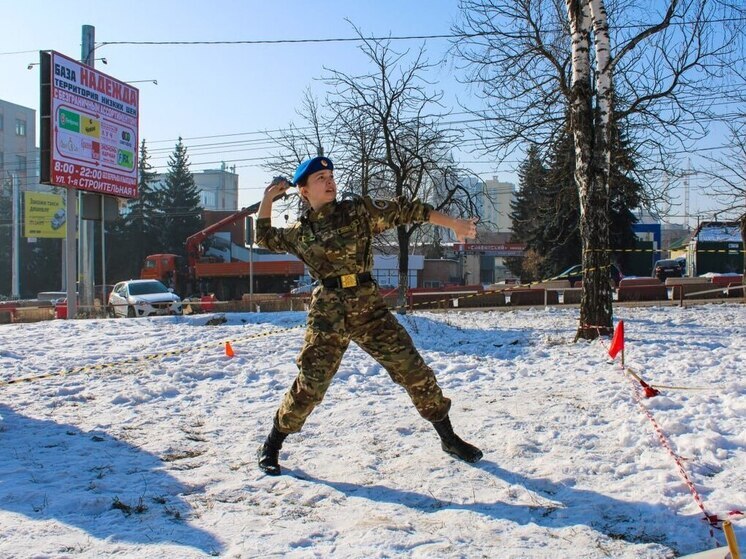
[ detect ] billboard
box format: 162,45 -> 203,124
24,192 -> 66,238
40,51 -> 139,198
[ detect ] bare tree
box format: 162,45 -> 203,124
454,0 -> 745,338
320,31 -> 479,309
263,89 -> 334,217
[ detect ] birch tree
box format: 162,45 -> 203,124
567,0 -> 615,337
455,0 -> 745,338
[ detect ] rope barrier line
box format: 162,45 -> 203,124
584,248 -> 745,254
599,327 -> 744,539
648,383 -> 722,392
624,373 -> 721,540
90,270 -> 587,315
386,264 -> 619,313
624,364 -> 720,393
0,325 -> 304,388
589,325 -> 731,394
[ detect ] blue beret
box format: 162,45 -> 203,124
293,156 -> 334,185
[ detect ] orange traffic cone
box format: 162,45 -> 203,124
225,341 -> 235,357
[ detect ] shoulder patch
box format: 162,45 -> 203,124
372,199 -> 390,210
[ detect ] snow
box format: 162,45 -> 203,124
0,303 -> 744,558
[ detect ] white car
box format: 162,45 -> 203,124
108,279 -> 182,318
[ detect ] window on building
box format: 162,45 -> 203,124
0,151 -> 4,171
16,155 -> 27,173
200,191 -> 216,208
0,113 -> 4,130
16,119 -> 26,136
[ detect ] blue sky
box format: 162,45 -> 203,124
2,1 -> 483,206
1,1 -> 734,222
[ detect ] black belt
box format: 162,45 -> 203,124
321,272 -> 373,289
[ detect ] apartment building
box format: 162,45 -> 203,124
0,98 -> 40,193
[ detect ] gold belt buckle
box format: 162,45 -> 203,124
340,273 -> 358,288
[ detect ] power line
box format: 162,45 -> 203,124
3,134 -> 743,185
94,16 -> 746,50
3,14 -> 743,59
0,49 -> 40,56
146,126 -> 314,145
96,32 -> 489,50
5,149 -> 745,193
130,110 -> 746,161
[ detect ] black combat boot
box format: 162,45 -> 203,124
257,422 -> 289,476
432,415 -> 483,463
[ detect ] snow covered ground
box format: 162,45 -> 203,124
0,303 -> 744,558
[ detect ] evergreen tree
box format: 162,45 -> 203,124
509,126 -> 641,281
129,140 -> 163,265
21,238 -> 62,298
106,139 -> 165,281
536,131 -> 580,277
129,139 -> 162,239
506,144 -> 549,281
607,123 -> 641,271
160,137 -> 203,258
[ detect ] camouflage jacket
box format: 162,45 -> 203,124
255,196 -> 433,281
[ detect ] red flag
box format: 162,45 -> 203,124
609,320 -> 625,359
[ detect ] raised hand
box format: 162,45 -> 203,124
451,217 -> 477,242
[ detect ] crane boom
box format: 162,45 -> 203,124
185,201 -> 261,268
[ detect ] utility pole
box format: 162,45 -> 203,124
684,158 -> 691,230
65,172 -> 77,317
10,172 -> 20,299
248,215 -> 254,310
79,24 -> 96,315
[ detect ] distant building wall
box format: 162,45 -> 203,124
689,221 -> 744,275
372,255 -> 424,288
422,259 -> 460,287
0,98 -> 43,193
153,165 -> 239,211
481,178 -> 516,233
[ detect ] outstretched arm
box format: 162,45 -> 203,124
428,211 -> 477,242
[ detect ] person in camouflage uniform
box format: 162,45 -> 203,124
256,156 -> 482,476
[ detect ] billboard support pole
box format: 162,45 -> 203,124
79,24 -> 96,316
101,196 -> 106,315
65,188 -> 77,317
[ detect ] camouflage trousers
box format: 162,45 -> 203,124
276,283 -> 451,433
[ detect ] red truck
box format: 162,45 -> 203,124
141,203 -> 304,300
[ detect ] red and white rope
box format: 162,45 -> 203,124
596,326 -> 745,544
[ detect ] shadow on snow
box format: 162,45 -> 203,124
0,405 -> 222,555
288,460 -> 710,555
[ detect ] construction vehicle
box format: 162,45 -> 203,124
141,200 -> 305,300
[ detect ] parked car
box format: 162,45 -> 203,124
551,264 -> 623,287
108,279 -> 182,318
652,259 -> 684,282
